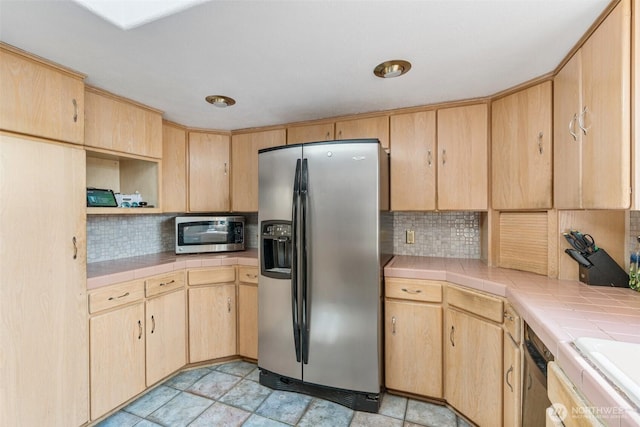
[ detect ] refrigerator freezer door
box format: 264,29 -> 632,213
301,142 -> 381,394
258,145 -> 303,381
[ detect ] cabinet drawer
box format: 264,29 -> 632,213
238,266 -> 259,284
89,280 -> 145,314
385,278 -> 443,303
446,285 -> 503,323
188,266 -> 236,286
503,303 -> 522,343
145,270 -> 185,297
547,362 -> 604,427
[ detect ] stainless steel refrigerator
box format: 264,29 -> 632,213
257,139 -> 392,413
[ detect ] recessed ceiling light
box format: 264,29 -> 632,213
373,60 -> 412,78
205,95 -> 236,108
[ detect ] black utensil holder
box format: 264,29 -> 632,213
578,249 -> 629,288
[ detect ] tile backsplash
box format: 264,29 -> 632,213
87,212 -> 481,263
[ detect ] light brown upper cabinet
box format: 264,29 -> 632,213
492,81 -> 552,210
555,0 -> 631,209
391,104 -> 487,211
162,122 -> 187,213
390,111 -> 437,210
287,123 -> 334,145
0,43 -> 85,145
437,104 -> 488,210
231,129 -> 286,212
85,86 -> 163,158
188,131 -> 230,212
335,116 -> 389,149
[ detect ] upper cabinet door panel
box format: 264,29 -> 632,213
287,123 -> 334,145
336,116 -> 389,149
437,103 -> 488,210
85,87 -> 163,158
553,52 -> 583,209
188,131 -> 230,212
491,81 -> 552,210
581,0 -> 631,209
390,111 -> 436,211
231,129 -> 286,212
0,45 -> 85,144
162,122 -> 187,213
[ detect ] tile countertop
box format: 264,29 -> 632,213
385,255 -> 640,427
87,249 -> 258,290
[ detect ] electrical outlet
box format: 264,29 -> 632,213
406,230 -> 415,244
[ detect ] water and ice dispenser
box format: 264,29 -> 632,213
261,221 -> 292,279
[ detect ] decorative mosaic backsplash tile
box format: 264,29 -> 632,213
87,213 -> 259,263
393,211 -> 481,258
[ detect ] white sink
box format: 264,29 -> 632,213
574,337 -> 640,408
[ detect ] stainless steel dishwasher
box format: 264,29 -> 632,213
522,323 -> 554,427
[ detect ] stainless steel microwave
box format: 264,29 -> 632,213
175,216 -> 245,254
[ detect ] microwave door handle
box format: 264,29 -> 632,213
300,158 -> 310,365
291,158 -> 302,363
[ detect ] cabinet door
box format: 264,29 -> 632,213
238,283 -> 258,359
445,308 -> 503,427
503,334 -> 522,427
437,104 -> 488,210
146,289 -> 187,385
188,284 -> 237,362
231,129 -> 285,212
0,46 -> 84,144
492,81 -> 552,210
85,88 -> 162,158
188,131 -> 230,212
162,122 -> 187,213
287,123 -> 334,144
90,303 -> 146,420
581,0 -> 631,209
336,116 -> 389,149
385,300 -> 442,398
0,133 -> 88,426
390,111 -> 436,210
554,52 -> 583,209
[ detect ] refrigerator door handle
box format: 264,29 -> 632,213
300,158 -> 310,364
291,158 -> 302,363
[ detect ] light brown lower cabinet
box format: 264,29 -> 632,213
188,283 -> 237,362
89,272 -> 187,421
238,266 -> 259,359
504,334 -> 522,426
90,302 -> 146,420
385,299 -> 443,397
146,289 -> 187,385
444,307 -> 503,427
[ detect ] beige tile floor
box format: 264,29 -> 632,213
97,361 -> 473,427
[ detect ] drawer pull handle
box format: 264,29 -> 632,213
505,365 -> 514,392
159,279 -> 175,287
401,288 -> 422,294
138,320 -> 142,340
392,316 -> 396,335
151,315 -> 155,334
503,311 -> 514,321
227,297 -> 232,313
450,325 -> 455,347
245,273 -> 258,279
108,292 -> 130,301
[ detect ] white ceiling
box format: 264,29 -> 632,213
0,0 -> 611,131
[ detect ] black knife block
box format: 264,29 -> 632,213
578,249 -> 629,288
